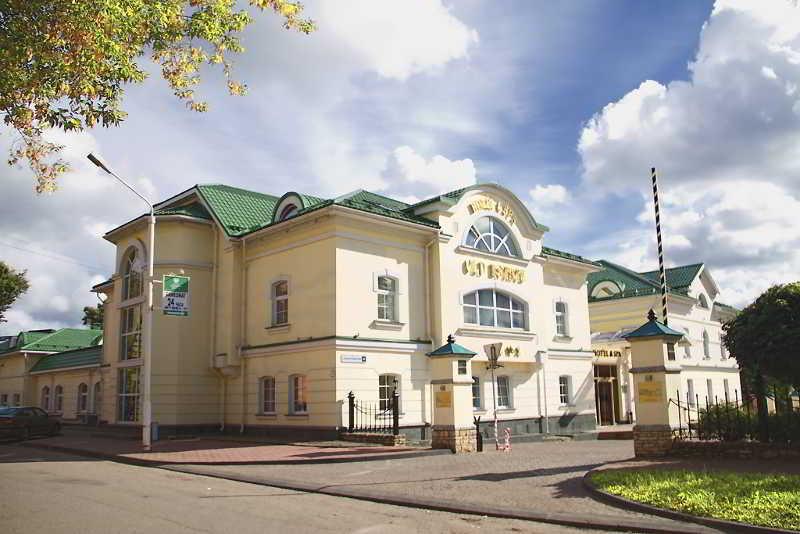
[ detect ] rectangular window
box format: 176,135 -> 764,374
0,394 -> 7,406
118,367 -> 141,422
120,305 -> 142,360
472,377 -> 481,409
707,379 -> 714,403
272,281 -> 289,325
723,379 -> 730,401
683,329 -> 691,359
720,334 -> 727,359
261,377 -> 276,413
290,375 -> 307,414
666,342 -> 676,361
687,379 -> 695,406
559,375 -> 571,405
377,276 -> 397,321
496,376 -> 510,408
457,360 -> 468,375
12,393 -> 20,406
555,301 -> 568,336
378,374 -> 398,412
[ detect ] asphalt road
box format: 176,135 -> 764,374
0,443 -> 592,534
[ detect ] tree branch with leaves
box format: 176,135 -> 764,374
1,0 -> 315,193
0,261 -> 29,324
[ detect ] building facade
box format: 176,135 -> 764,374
84,182 -> 600,440
587,261 -> 742,426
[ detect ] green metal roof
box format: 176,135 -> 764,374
587,260 -> 701,302
20,328 -> 102,353
29,345 -> 102,373
197,184 -> 280,236
639,263 -> 703,291
542,246 -> 601,267
155,202 -> 212,220
0,329 -> 56,355
623,310 -> 685,339
427,335 -> 477,357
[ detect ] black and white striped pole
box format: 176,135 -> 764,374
651,167 -> 669,325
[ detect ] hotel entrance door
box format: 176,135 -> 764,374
593,365 -> 620,426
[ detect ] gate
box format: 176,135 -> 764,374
346,390 -> 399,435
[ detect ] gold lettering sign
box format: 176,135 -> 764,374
463,260 -> 525,284
637,382 -> 664,403
593,349 -> 623,358
468,197 -> 516,226
435,391 -> 452,408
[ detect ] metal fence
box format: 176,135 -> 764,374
670,386 -> 799,444
346,390 -> 399,435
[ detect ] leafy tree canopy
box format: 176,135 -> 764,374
0,261 -> 29,323
1,0 -> 314,192
82,302 -> 104,329
723,282 -> 800,389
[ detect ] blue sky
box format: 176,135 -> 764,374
3,0 -> 799,334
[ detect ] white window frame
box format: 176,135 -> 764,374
77,383 -> 89,413
702,330 -> 710,359
376,275 -> 398,322
554,300 -> 569,337
118,367 -> 141,422
707,379 -> 714,403
54,385 -> 63,412
271,279 -> 289,326
723,379 -> 730,401
683,328 -> 692,359
260,376 -> 276,414
666,342 -> 676,361
559,375 -> 572,406
120,304 -> 142,361
120,247 -> 144,302
462,289 -> 527,329
463,216 -> 520,257
378,374 -> 400,412
472,376 -> 481,410
289,374 -> 308,414
687,379 -> 696,406
496,375 -> 511,409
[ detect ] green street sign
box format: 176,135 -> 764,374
162,275 -> 190,316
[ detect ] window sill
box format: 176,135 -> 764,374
552,335 -> 572,343
559,403 -> 576,408
370,320 -> 405,331
454,245 -> 529,267
496,407 -> 515,413
255,412 -> 277,418
266,324 -> 291,334
117,358 -> 143,368
285,413 -> 309,418
457,326 -> 535,341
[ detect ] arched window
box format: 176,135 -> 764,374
378,374 -> 400,411
279,204 -> 298,221
77,383 -> 89,412
41,386 -> 50,411
702,330 -> 710,359
377,276 -> 397,321
462,289 -> 526,329
591,281 -> 622,299
260,376 -> 276,414
289,374 -> 307,414
464,217 -> 519,257
54,385 -> 63,412
121,248 -> 143,300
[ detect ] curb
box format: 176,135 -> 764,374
582,469 -> 797,534
21,440 -> 449,466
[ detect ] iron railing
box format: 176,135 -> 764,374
346,390 -> 399,435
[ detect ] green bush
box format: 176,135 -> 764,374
591,469 -> 800,530
693,404 -> 800,443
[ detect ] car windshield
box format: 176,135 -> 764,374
0,407 -> 19,415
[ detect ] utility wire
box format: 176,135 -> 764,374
0,240 -> 107,271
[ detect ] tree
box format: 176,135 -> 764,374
723,282 -> 800,389
1,1 -> 314,193
82,303 -> 104,329
0,261 -> 29,324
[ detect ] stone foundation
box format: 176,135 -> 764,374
340,433 -> 408,446
671,440 -> 800,460
432,425 -> 477,453
633,424 -> 673,457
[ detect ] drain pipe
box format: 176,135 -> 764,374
538,351 -> 550,434
239,238 -> 248,434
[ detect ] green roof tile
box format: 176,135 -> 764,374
0,329 -> 56,355
427,335 -> 477,357
639,263 -> 703,291
542,246 -> 601,267
22,328 -> 102,353
624,310 -> 685,339
197,184 -> 279,236
155,202 -> 211,220
29,345 -> 102,373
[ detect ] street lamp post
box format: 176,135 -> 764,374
485,343 -> 503,450
87,153 -> 154,451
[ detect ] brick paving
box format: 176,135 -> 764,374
24,433 -> 436,464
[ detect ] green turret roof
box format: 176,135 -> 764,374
623,310 -> 685,339
427,335 -> 477,357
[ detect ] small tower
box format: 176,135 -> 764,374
427,334 -> 477,453
623,309 -> 684,457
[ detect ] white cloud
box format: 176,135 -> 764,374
319,0 -> 478,81
381,145 -> 477,201
578,0 -> 800,307
529,184 -> 570,205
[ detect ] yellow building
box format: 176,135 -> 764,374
587,261 -> 742,426
19,183 -> 605,442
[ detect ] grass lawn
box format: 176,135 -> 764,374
590,469 -> 800,530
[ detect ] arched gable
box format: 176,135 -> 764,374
272,192 -> 304,223
451,184 -> 549,239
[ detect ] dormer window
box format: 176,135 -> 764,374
279,204 -> 298,221
591,281 -> 622,299
464,217 -> 519,257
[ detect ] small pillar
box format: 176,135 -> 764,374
623,310 -> 684,458
427,335 -> 477,453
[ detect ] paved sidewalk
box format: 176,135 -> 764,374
22,433 -> 440,465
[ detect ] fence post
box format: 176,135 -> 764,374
347,391 -> 355,433
392,390 -> 400,436
676,390 -> 682,439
